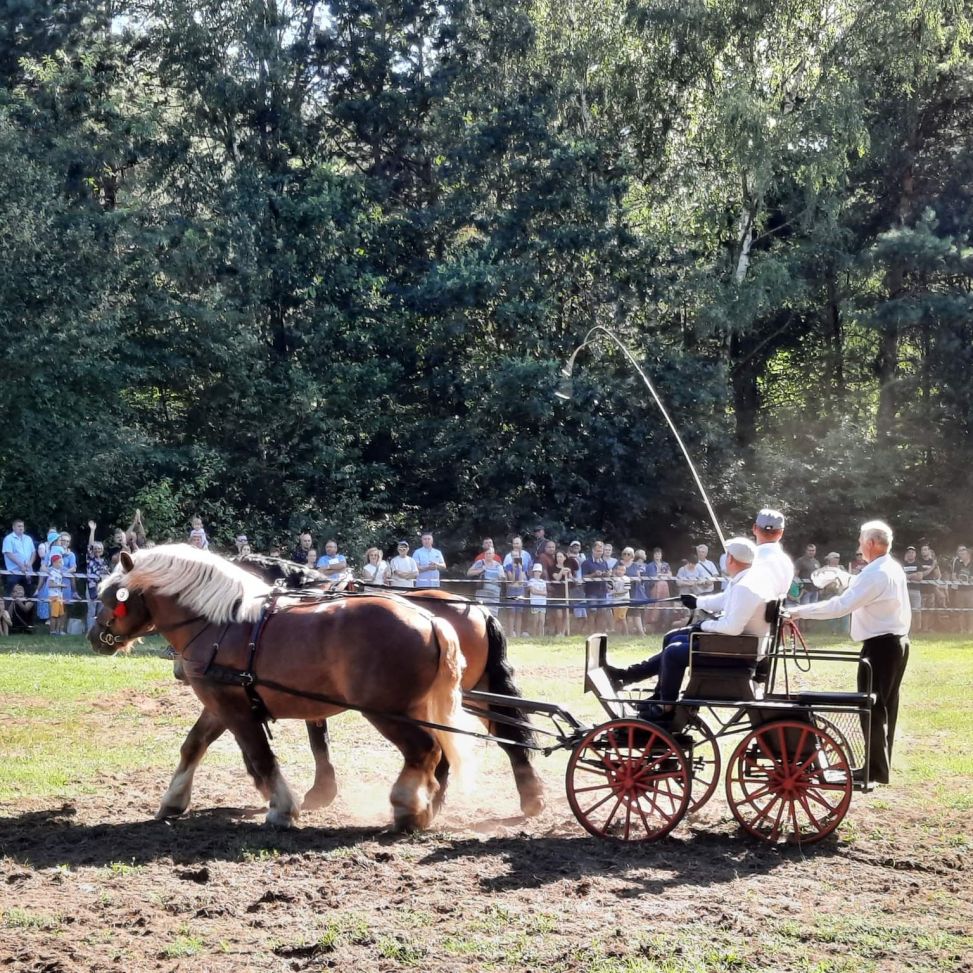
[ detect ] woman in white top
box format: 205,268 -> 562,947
361,547 -> 389,586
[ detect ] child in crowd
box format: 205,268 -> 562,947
527,564 -> 548,637
189,515 -> 209,549
47,553 -> 67,635
610,562 -> 631,634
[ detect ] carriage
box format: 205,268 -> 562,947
468,601 -> 874,845
92,549 -> 873,845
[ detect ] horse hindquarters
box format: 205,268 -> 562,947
422,617 -> 478,789
378,617 -> 479,831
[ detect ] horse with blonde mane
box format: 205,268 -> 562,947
89,546 -> 476,831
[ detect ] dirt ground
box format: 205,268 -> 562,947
1,687 -> 971,973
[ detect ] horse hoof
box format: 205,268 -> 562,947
265,808 -> 299,829
393,810 -> 432,833
155,804 -> 188,820
302,785 -> 337,811
520,793 -> 546,817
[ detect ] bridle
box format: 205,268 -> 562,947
98,599 -> 207,650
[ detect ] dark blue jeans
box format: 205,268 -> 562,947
624,626 -> 694,702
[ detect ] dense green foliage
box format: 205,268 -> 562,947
1,1 -> 971,556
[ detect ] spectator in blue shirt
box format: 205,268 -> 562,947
316,540 -> 349,583
503,536 -> 532,636
414,532 -> 446,588
3,520 -> 36,596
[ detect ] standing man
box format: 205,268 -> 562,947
290,531 -> 313,566
389,541 -> 418,588
795,543 -> 821,605
316,539 -> 349,583
414,532 -> 446,589
234,534 -> 249,555
3,519 -> 36,596
581,540 -> 611,633
950,544 -> 973,634
532,526 -> 548,560
788,520 -> 910,785
537,539 -> 557,580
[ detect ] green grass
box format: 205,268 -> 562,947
0,631 -> 970,804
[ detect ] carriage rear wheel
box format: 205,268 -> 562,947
565,719 -> 691,841
725,719 -> 853,844
684,716 -> 721,814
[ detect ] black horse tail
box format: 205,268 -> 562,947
484,613 -> 537,751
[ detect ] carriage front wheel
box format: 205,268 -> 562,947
565,719 -> 691,841
725,719 -> 853,844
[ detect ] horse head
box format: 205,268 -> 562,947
87,550 -> 157,654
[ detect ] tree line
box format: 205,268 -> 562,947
1,1 -> 971,557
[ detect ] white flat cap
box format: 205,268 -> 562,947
724,537 -> 757,564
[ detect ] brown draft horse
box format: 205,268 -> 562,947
88,546 -> 475,831
177,554 -> 546,817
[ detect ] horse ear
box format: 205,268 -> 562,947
120,551 -> 135,572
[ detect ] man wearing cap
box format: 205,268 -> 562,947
751,508 -> 794,600
389,541 -> 419,589
788,520 -> 911,784
234,534 -> 249,555
606,538 -> 773,719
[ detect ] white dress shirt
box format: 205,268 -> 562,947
789,553 -> 911,641
752,542 -> 794,599
699,567 -> 773,637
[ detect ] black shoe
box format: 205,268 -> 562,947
636,702 -> 674,725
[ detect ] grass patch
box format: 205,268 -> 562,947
2,907 -> 62,930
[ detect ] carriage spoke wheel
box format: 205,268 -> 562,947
725,719 -> 853,845
565,719 -> 691,842
684,716 -> 721,814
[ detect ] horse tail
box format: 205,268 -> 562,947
484,613 -> 537,751
427,617 -> 478,789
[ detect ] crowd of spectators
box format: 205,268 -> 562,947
3,515 -> 972,638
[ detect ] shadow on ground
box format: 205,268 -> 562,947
0,802 -> 844,894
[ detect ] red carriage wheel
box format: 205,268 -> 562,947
565,719 -> 691,842
683,716 -> 721,814
725,719 -> 853,845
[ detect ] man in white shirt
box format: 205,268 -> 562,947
414,532 -> 446,589
788,519 -> 911,784
750,508 -> 794,599
389,541 -> 418,588
606,538 -> 769,719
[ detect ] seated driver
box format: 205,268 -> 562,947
604,537 -> 773,721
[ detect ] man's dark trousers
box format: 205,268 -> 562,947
858,634 -> 910,784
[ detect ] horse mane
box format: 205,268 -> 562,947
103,544 -> 272,623
230,552 -> 327,589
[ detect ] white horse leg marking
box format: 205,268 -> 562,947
265,771 -> 300,828
156,768 -> 195,819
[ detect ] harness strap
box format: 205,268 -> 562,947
228,593 -> 281,737
197,667 -> 554,750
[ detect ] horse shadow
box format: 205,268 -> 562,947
0,804 -> 844,893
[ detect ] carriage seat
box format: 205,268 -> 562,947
584,634 -> 638,719
682,601 -> 782,701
